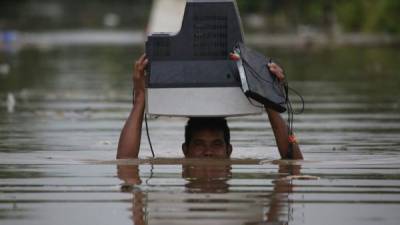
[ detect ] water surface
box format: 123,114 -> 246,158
0,44 -> 400,225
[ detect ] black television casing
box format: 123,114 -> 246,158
145,0 -> 286,115
146,0 -> 243,89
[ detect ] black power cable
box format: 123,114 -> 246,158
144,113 -> 155,158
240,56 -> 305,159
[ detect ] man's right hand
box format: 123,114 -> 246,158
117,54 -> 148,159
133,54 -> 149,102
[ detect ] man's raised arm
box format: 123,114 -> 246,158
117,54 -> 148,159
267,62 -> 303,160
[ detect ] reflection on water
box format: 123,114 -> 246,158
117,160 -> 301,225
0,45 -> 400,225
1,159 -> 399,225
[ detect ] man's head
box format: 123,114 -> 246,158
182,117 -> 232,158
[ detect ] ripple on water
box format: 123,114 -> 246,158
0,159 -> 399,225
1,46 -> 400,225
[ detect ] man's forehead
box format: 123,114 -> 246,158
191,129 -> 225,140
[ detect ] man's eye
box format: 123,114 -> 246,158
212,141 -> 224,147
193,141 -> 204,146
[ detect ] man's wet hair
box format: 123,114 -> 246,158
184,117 -> 230,145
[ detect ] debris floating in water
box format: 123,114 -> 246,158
332,145 -> 348,151
98,140 -> 112,145
7,93 -> 16,113
280,175 -> 320,181
0,63 -> 10,76
103,13 -> 120,28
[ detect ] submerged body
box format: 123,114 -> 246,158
117,54 -> 303,160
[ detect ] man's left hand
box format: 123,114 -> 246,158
268,62 -> 285,81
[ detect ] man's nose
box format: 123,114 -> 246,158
203,146 -> 214,157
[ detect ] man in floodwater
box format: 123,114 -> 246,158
117,54 -> 303,160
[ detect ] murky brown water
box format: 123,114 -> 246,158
1,40 -> 400,225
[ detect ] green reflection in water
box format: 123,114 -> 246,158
266,47 -> 400,98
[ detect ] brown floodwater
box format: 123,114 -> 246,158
1,36 -> 400,225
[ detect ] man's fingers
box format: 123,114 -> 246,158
143,58 -> 149,67
268,62 -> 285,80
270,67 -> 283,75
138,58 -> 149,71
268,63 -> 283,73
138,54 -> 146,63
134,55 -> 148,71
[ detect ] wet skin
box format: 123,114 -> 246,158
117,54 -> 303,160
182,129 -> 232,158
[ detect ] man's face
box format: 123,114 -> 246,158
183,128 -> 232,158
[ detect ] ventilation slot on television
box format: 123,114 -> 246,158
193,15 -> 228,58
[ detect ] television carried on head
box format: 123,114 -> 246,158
145,0 -> 263,117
